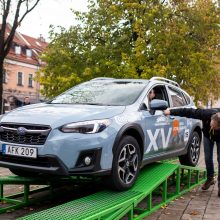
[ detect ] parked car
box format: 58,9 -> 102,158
0,77 -> 202,190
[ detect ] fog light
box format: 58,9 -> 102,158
84,156 -> 92,166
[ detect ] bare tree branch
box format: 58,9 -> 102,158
3,0 -> 21,56
18,0 -> 40,24
0,0 -> 10,58
4,0 -> 40,57
0,0 -> 41,113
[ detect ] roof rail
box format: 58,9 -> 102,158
91,77 -> 114,81
150,77 -> 180,87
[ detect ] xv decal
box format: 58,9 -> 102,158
172,119 -> 179,136
184,129 -> 189,142
145,128 -> 172,153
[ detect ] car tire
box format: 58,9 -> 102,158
179,131 -> 201,167
109,135 -> 141,191
9,168 -> 37,177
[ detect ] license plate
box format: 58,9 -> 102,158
2,144 -> 37,158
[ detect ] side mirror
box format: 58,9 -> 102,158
150,99 -> 168,111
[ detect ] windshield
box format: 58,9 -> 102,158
51,80 -> 147,106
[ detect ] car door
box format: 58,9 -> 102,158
165,86 -> 191,153
141,84 -> 174,159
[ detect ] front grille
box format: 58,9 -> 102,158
0,123 -> 51,145
1,132 -> 47,145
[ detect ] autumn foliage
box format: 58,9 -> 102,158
38,0 -> 220,102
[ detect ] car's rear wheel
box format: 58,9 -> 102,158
179,131 -> 201,166
9,168 -> 37,177
109,135 -> 141,191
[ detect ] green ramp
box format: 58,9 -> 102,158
19,162 -> 206,220
0,175 -> 93,213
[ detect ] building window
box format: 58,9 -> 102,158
28,74 -> 33,87
3,69 -> 6,83
17,72 -> 23,86
15,46 -> 21,55
26,49 -> 32,57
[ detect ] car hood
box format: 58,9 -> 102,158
1,103 -> 126,128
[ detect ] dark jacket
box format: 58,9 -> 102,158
170,108 -> 220,142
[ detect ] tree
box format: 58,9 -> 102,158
38,0 -> 220,102
0,0 -> 41,113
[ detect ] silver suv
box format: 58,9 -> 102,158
0,77 -> 202,190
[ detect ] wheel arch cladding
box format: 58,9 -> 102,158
194,126 -> 202,140
113,123 -> 145,160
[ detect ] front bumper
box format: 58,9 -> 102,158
0,126 -> 117,175
0,148 -> 110,176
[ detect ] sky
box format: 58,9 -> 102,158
16,0 -> 88,40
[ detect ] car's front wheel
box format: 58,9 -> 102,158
110,135 -> 141,191
179,131 -> 201,166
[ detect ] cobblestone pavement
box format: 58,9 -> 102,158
144,144 -> 220,220
0,144 -> 219,220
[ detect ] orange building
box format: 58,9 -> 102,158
3,24 -> 48,111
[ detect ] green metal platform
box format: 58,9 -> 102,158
0,175 -> 93,214
14,162 -> 206,220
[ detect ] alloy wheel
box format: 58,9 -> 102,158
190,135 -> 200,164
118,144 -> 138,184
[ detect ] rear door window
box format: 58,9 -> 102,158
183,92 -> 191,105
167,86 -> 187,107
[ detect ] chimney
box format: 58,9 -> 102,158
38,34 -> 45,43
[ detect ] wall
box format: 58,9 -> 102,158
3,59 -> 40,111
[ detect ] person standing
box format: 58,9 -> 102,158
164,108 -> 220,195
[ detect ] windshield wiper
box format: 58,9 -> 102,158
80,103 -> 114,106
46,100 -> 53,104
81,103 -> 105,106
48,102 -> 114,106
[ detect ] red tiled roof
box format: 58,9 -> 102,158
4,23 -> 48,66
22,34 -> 48,52
7,52 -> 39,66
4,25 -> 27,47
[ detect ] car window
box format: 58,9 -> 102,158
168,86 -> 187,107
183,92 -> 191,105
50,81 -> 147,106
144,85 -> 170,108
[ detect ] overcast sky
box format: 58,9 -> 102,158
17,0 -> 88,40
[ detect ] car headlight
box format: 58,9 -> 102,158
60,119 -> 111,134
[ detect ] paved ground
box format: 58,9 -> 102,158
0,144 -> 219,220
144,144 -> 219,220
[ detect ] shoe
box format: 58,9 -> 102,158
201,177 -> 215,190
218,187 -> 220,197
